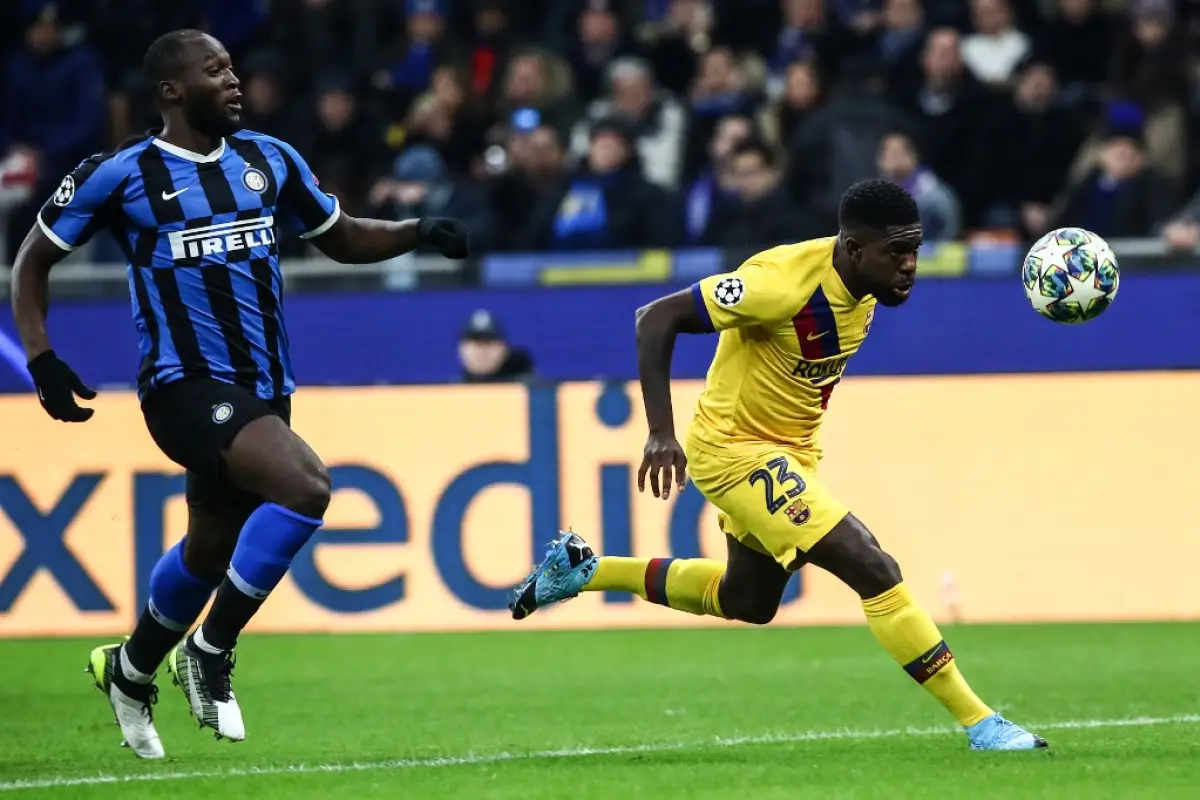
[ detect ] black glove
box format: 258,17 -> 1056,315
27,350 -> 96,422
417,217 -> 470,259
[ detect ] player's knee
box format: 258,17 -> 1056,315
736,601 -> 779,625
719,585 -> 779,625
853,548 -> 903,599
278,462 -> 332,519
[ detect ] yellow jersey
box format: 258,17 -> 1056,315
687,236 -> 876,456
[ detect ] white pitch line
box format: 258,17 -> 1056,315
2,714 -> 1197,793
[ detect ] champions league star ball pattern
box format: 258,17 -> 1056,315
1021,227 -> 1120,324
712,276 -> 745,307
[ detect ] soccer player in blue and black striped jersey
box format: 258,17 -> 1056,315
9,29 -> 470,759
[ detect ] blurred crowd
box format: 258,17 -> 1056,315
4,0 -> 1200,263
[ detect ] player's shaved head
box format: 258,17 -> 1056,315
142,29 -> 241,138
836,179 -> 921,307
143,29 -> 213,87
838,179 -> 920,239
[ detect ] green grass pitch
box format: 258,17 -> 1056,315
2,623 -> 1198,798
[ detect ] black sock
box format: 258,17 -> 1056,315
124,608 -> 188,676
197,578 -> 265,652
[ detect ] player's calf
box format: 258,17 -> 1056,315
168,417 -> 330,740
806,515 -> 1047,749
122,537 -> 221,678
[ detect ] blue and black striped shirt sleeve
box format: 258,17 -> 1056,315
37,155 -> 126,251
271,138 -> 341,239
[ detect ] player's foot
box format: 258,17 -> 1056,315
166,637 -> 245,742
509,530 -> 599,620
85,643 -> 165,759
966,714 -> 1048,751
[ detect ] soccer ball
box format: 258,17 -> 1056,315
1021,227 -> 1119,324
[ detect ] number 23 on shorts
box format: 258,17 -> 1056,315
748,456 -> 808,516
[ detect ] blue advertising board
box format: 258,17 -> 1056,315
0,273 -> 1195,392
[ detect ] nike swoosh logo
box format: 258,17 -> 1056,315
806,331 -> 829,341
162,188 -> 189,201
921,651 -> 941,663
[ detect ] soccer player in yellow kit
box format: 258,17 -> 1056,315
509,179 -> 1047,751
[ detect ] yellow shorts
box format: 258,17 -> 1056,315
685,435 -> 849,570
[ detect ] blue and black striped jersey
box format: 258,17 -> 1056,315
37,131 -> 340,400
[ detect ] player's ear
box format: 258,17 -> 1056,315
159,80 -> 181,103
843,235 -> 863,265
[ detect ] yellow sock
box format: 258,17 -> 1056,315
862,583 -> 993,727
586,557 -> 726,617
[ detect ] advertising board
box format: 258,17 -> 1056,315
2,373 -> 1197,636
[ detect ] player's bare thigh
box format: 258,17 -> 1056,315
717,533 -> 794,625
221,415 -> 331,519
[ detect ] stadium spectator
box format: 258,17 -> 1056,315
370,0 -> 452,111
1034,0 -> 1112,103
488,123 -> 569,251
1066,100 -> 1186,201
769,0 -> 857,97
369,144 -> 496,253
683,46 -> 763,179
701,136 -> 807,247
976,60 -> 1085,235
682,113 -> 755,244
462,0 -> 516,103
635,0 -> 713,96
873,0 -> 926,100
1051,133 -> 1175,239
238,54 -> 309,148
960,0 -> 1031,87
0,0 -> 1198,260
523,117 -> 677,251
404,63 -> 495,179
267,0 -> 384,84
1111,0 -> 1189,111
458,309 -> 535,383
900,28 -> 991,225
487,120 -> 566,248
1,2 -> 106,262
758,59 -> 824,147
788,57 -> 908,231
569,57 -> 687,189
494,48 -> 578,138
568,0 -> 642,103
1160,187 -> 1200,253
307,72 -> 385,218
876,131 -> 960,241
1105,0 -> 1190,183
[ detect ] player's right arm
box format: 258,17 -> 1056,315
10,156 -> 124,421
635,260 -> 796,499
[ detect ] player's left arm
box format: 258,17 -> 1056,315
317,214 -> 470,264
271,138 -> 469,263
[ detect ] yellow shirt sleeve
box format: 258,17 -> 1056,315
690,260 -> 799,332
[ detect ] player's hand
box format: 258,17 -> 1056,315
26,349 -> 96,422
418,217 -> 470,259
638,432 -> 688,500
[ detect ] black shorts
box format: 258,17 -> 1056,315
141,377 -> 292,511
